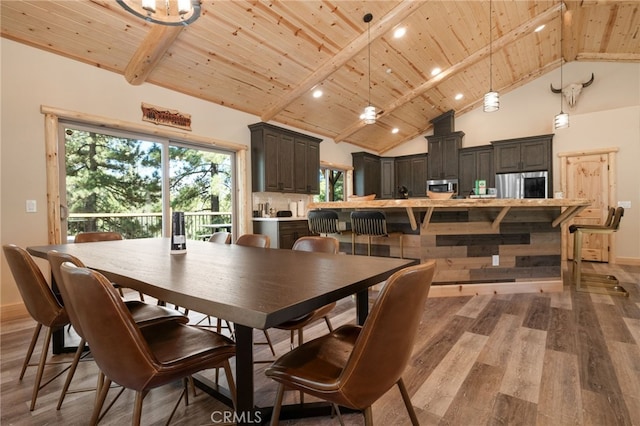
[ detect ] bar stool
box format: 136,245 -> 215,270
350,210 -> 403,258
570,206 -> 627,296
307,209 -> 340,235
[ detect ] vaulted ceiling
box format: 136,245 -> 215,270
2,1 -> 638,153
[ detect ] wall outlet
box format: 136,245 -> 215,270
492,255 -> 499,266
618,201 -> 631,209
26,199 -> 37,213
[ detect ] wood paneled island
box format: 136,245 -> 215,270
308,198 -> 591,297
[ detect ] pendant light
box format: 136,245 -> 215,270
362,13 -> 376,125
483,0 -> 499,112
554,4 -> 569,129
117,0 -> 200,26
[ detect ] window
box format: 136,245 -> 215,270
316,166 -> 347,202
60,123 -> 234,241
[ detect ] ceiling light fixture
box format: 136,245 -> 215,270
483,0 -> 499,112
117,0 -> 201,26
554,3 -> 569,129
362,13 -> 376,125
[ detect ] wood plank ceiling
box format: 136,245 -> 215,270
2,1 -> 639,154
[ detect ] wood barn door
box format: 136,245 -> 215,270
559,148 -> 617,261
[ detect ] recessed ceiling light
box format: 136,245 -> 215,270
455,93 -> 464,100
534,24 -> 545,32
431,68 -> 441,77
393,27 -> 406,38
312,89 -> 323,98
391,128 -> 399,134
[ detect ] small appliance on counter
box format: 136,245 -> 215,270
427,179 -> 458,196
495,171 -> 548,198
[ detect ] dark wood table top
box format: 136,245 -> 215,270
28,238 -> 414,329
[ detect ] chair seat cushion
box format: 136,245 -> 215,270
266,324 -> 361,393
125,301 -> 189,327
275,302 -> 337,330
140,322 -> 236,389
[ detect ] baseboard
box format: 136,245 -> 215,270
615,257 -> 640,266
0,302 -> 29,321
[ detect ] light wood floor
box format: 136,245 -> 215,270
1,262 -> 639,425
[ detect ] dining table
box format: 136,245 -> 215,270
27,237 -> 415,424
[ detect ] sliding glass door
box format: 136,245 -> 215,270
59,123 -> 234,242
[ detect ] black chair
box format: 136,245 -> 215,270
308,209 -> 341,235
350,210 -> 403,258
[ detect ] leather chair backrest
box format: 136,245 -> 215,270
603,207 -> 616,227
236,233 -> 270,248
75,231 -> 123,243
610,207 -> 624,231
292,236 -> 339,254
308,210 -> 340,235
2,244 -> 68,328
209,232 -> 232,244
339,260 -> 436,408
350,210 -> 388,237
60,263 -> 158,391
47,251 -> 87,338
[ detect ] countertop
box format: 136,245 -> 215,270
308,198 -> 592,230
252,216 -> 307,222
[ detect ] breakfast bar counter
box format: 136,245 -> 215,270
308,198 -> 591,296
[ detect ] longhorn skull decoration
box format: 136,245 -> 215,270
550,73 -> 595,109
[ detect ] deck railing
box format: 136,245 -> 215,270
67,212 -> 232,241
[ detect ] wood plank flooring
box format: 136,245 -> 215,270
1,262 -> 639,425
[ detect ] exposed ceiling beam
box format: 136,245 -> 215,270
259,0 -> 424,123
124,25 -> 184,85
334,2 -> 565,144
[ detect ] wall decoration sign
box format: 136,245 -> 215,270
141,102 -> 191,130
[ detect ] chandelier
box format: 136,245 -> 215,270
117,0 -> 201,26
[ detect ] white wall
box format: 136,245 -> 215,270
2,38 -> 639,308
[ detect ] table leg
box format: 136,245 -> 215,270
355,288 -> 369,325
234,324 -> 257,425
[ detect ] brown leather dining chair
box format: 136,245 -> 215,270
74,231 -> 145,301
265,260 -> 436,426
235,233 -> 275,357
209,231 -> 232,244
2,244 -> 72,411
59,262 -> 237,425
235,233 -> 270,248
274,236 -> 339,348
47,250 -> 190,409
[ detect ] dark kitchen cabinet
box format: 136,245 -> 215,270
380,157 -> 395,199
458,146 -> 494,197
294,137 -> 320,194
395,154 -> 428,198
492,134 -> 553,173
352,152 -> 381,196
252,219 -> 310,249
250,122 -> 321,194
426,131 -> 464,180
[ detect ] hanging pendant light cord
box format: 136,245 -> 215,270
559,4 -> 564,113
368,19 -> 372,106
489,0 -> 493,91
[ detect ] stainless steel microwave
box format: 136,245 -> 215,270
427,179 -> 458,194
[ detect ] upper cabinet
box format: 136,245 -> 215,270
352,152 -> 381,197
250,122 -> 321,194
426,131 -> 464,180
395,154 -> 428,197
458,146 -> 494,196
380,157 -> 395,199
492,134 -> 553,173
